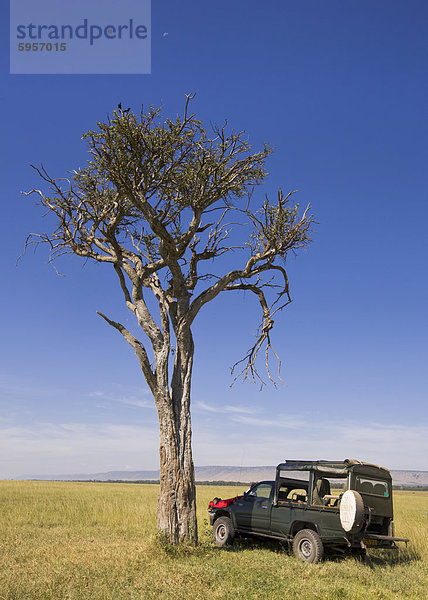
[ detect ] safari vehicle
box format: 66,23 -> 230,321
208,459 -> 408,563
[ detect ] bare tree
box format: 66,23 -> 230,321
24,96 -> 313,544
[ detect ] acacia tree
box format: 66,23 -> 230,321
25,96 -> 313,544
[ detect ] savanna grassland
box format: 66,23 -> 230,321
0,481 -> 426,600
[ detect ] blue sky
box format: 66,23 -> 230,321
1,0 -> 427,478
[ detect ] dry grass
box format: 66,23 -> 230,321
0,481 -> 426,599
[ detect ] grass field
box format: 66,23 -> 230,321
0,481 -> 426,599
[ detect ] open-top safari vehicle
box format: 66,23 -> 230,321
208,459 -> 408,562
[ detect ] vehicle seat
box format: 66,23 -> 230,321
373,483 -> 386,496
312,477 -> 331,505
360,481 -> 373,494
278,489 -> 288,501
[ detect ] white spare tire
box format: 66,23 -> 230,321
339,490 -> 365,533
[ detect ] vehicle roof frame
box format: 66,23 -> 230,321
276,459 -> 391,479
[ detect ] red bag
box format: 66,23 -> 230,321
209,495 -> 242,508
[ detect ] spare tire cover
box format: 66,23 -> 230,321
339,490 -> 365,533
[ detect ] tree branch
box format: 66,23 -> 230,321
223,282 -> 290,387
96,311 -> 157,394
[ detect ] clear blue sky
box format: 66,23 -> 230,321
1,0 -> 427,477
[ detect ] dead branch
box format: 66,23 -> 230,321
224,282 -> 291,386
97,311 -> 157,393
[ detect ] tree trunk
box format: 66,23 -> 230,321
157,407 -> 197,543
155,331 -> 197,544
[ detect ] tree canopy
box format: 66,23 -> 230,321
26,95 -> 313,386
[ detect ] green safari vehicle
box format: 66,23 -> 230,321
208,459 -> 408,562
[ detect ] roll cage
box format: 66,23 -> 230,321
274,459 -> 391,506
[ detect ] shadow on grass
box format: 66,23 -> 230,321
149,531 -> 222,559
213,535 -> 421,568
149,529 -> 421,568
364,548 -> 421,568
217,536 -> 289,554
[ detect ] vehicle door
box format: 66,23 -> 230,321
270,484 -> 308,537
234,482 -> 273,533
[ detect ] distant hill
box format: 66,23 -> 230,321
391,469 -> 428,486
16,465 -> 428,486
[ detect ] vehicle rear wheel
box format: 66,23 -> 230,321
292,529 -> 324,563
213,516 -> 235,547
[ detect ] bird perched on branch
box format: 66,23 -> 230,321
118,102 -> 130,114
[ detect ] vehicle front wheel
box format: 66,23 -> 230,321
292,529 -> 324,563
213,516 -> 235,547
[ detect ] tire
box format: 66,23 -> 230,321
213,516 -> 235,547
339,490 -> 365,533
292,529 -> 324,563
